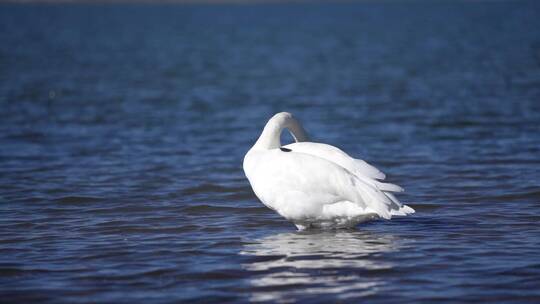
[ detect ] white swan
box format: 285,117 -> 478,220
243,112 -> 414,230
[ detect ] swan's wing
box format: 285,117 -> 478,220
281,142 -> 413,217
283,142 -> 386,180
283,142 -> 404,193
245,149 -> 398,220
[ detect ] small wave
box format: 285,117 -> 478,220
52,196 -> 104,204
182,183 -> 248,195
489,190 -> 540,201
182,204 -> 270,215
181,269 -> 248,281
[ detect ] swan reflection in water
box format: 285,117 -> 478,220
240,230 -> 401,302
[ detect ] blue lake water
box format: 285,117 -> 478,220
1,1 -> 540,302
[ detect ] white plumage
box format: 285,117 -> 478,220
243,112 -> 414,230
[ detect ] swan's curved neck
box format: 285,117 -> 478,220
253,113 -> 308,150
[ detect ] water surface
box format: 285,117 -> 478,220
1,1 -> 540,302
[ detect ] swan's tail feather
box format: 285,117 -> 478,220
354,159 -> 386,180
390,204 -> 415,216
374,180 -> 404,193
384,192 -> 415,216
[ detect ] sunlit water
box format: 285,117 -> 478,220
1,1 -> 540,302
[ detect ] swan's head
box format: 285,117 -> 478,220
269,112 -> 294,126
252,112 -> 309,150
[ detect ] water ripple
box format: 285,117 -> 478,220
1,1 -> 540,302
